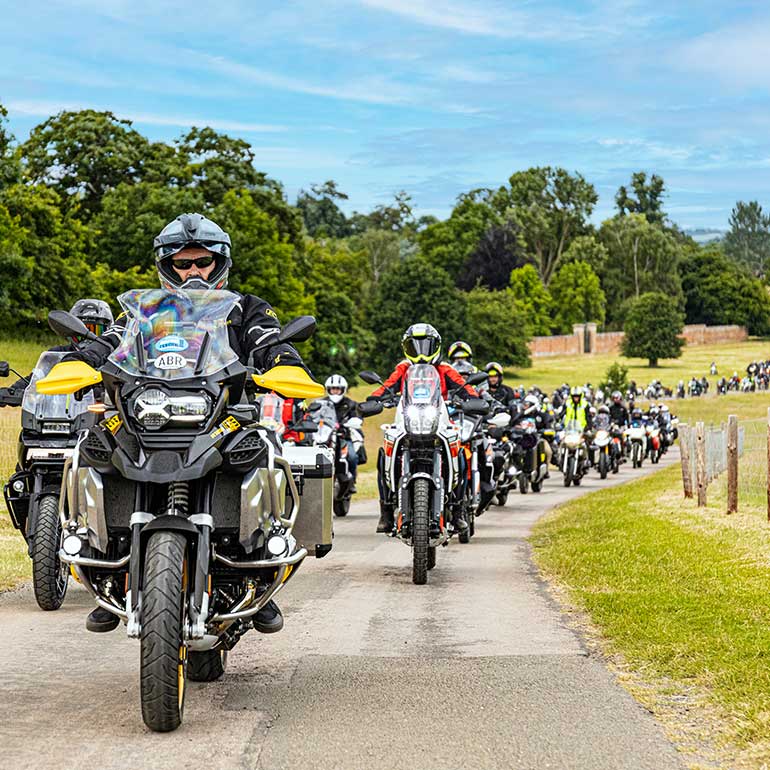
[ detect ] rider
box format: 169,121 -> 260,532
323,374 -> 363,489
564,386 -> 592,430
62,213 -> 311,636
484,361 -> 516,406
447,340 -> 477,378
608,391 -> 629,427
367,324 -> 480,534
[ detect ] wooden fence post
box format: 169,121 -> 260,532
679,424 -> 693,498
727,415 -> 738,514
696,421 -> 707,507
767,408 -> 770,521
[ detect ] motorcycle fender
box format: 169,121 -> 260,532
139,515 -> 199,544
113,445 -> 223,484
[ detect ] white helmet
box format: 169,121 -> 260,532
324,374 -> 348,404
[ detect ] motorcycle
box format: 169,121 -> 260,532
487,412 -> 516,506
626,423 -> 647,468
591,413 -> 618,480
2,340 -> 100,610
512,414 -> 548,493
360,367 -> 487,583
646,422 -> 662,464
559,419 -> 587,487
36,289 -> 328,732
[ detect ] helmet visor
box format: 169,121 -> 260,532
403,336 -> 439,361
83,320 -> 106,337
155,240 -> 230,260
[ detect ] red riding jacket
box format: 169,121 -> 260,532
368,361 -> 479,401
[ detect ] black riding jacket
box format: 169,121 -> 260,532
328,395 -> 360,424
64,293 -> 305,373
609,402 -> 629,427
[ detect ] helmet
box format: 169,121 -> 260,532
632,407 -> 642,419
453,359 -> 476,377
570,385 -> 582,403
524,393 -> 539,408
589,406 -> 597,416
153,213 -> 232,290
598,404 -> 610,414
69,298 -> 114,337
661,404 -> 670,413
611,390 -> 622,402
402,323 -> 441,365
485,361 -> 504,380
447,340 -> 473,362
324,374 -> 348,404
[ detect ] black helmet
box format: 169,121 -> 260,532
485,361 -> 504,380
153,213 -> 232,290
447,340 -> 473,362
402,323 -> 441,365
69,298 -> 114,337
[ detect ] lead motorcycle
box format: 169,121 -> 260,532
360,367 -> 487,584
36,289 -> 328,733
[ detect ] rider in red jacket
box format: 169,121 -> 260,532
368,323 -> 479,533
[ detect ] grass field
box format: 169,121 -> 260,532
531,465 -> 770,768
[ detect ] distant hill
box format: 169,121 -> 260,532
684,228 -> 725,244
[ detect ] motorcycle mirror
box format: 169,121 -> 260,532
359,400 -> 384,417
465,372 -> 488,387
358,370 -> 383,386
48,310 -> 95,341
278,315 -> 316,344
460,398 -> 490,416
292,420 -> 319,433
0,361 -> 8,378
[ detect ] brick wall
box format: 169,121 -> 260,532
528,324 -> 748,358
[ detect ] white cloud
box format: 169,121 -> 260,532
675,19 -> 770,88
197,54 -> 427,106
6,99 -> 287,133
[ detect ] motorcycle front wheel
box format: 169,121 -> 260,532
411,478 -> 430,585
519,474 -> 529,494
333,498 -> 350,517
140,531 -> 188,732
598,452 -> 608,480
563,456 -> 574,487
31,494 -> 68,611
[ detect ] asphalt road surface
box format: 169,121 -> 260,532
1,452 -> 684,770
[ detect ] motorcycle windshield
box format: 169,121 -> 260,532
403,364 -> 442,409
594,414 -> 611,430
564,419 -> 583,434
308,399 -> 338,428
109,289 -> 239,379
22,350 -> 94,418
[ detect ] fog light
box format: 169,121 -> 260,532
12,480 -> 24,493
266,534 -> 288,557
62,535 -> 83,556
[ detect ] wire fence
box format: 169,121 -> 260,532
679,412 -> 770,516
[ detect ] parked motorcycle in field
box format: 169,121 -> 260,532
35,289 -> 328,732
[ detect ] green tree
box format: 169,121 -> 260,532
599,362 -> 629,394
368,257 -> 466,373
347,228 -> 402,293
464,286 -> 531,367
296,180 -> 350,238
91,182 -> 206,271
615,172 -> 667,225
20,110 -> 160,218
0,184 -> 94,325
680,244 -> 770,335
350,190 -> 415,234
508,264 -> 552,336
723,201 -> 770,279
621,292 -> 684,367
561,234 -> 608,274
491,167 -> 598,284
548,260 -> 606,334
0,104 -> 20,191
0,202 -> 33,328
212,190 -> 311,319
598,213 -> 683,325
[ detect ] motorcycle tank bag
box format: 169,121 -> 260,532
282,445 -> 333,558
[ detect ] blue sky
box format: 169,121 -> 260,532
2,0 -> 769,229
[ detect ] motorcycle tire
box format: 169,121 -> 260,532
612,457 -> 620,474
598,453 -> 608,480
519,475 -> 529,494
140,531 -> 188,732
427,547 -> 436,570
459,527 -> 470,544
495,490 -> 509,506
188,649 -> 227,682
573,474 -> 582,486
469,511 -> 476,538
633,444 -> 643,469
563,456 -> 575,487
531,478 -> 543,493
31,494 -> 68,611
333,498 -> 350,517
651,449 -> 659,464
411,478 -> 430,585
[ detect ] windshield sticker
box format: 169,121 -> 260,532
154,353 -> 188,370
155,335 -> 189,353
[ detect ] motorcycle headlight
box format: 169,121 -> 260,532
134,389 -> 211,430
595,430 -> 610,445
564,432 -> 582,448
405,404 -> 439,435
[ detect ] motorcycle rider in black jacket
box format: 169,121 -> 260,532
608,391 -> 630,427
484,361 -> 517,407
62,213 -> 311,635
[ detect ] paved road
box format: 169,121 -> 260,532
1,452 -> 684,770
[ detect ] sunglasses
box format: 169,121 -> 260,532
170,255 -> 216,270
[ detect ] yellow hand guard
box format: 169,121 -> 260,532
252,365 -> 325,400
36,361 -> 102,395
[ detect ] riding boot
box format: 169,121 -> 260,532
376,502 -> 394,533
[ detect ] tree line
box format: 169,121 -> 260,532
0,105 -> 768,376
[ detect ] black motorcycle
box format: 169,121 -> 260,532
2,341 -> 100,610
36,289 -> 329,732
